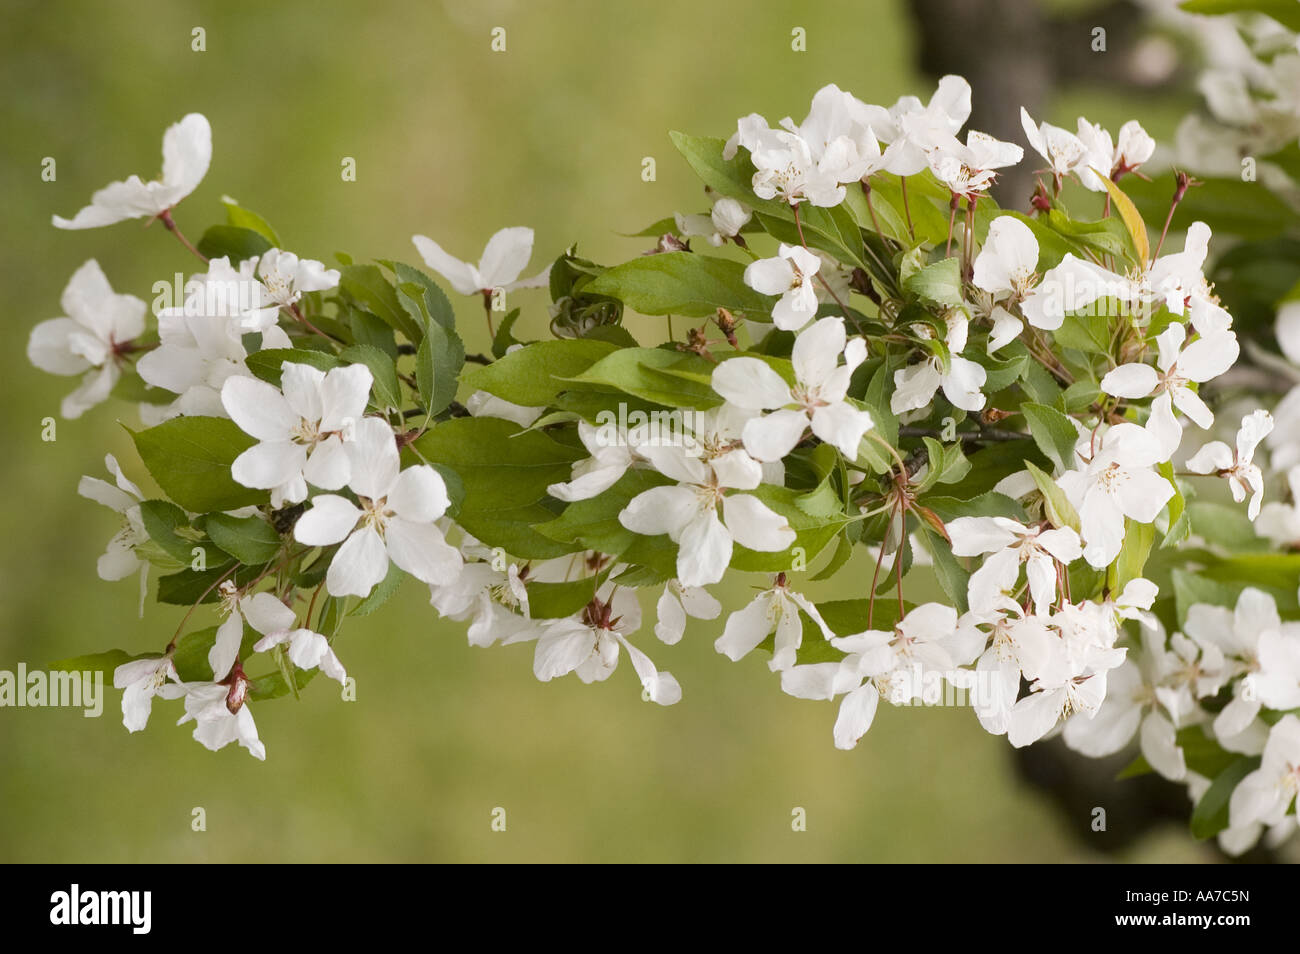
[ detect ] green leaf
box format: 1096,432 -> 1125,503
338,343 -> 401,410
245,348 -> 342,387
795,474 -> 843,519
915,438 -> 971,492
1171,568 -> 1243,628
316,596 -> 346,637
415,321 -> 465,417
567,347 -> 722,408
860,360 -> 899,447
1158,461 -> 1190,549
203,513 -> 282,565
1190,756 -> 1262,840
1202,553 -> 1300,592
1021,402 -> 1080,473
157,564 -> 253,606
137,500 -> 204,565
172,625 -> 224,681
815,597 -> 904,637
669,131 -> 773,209
1052,311 -> 1113,355
492,309 -> 522,358
221,198 -> 282,246
461,339 -> 618,407
1110,518 -> 1155,593
915,523 -> 970,613
810,530 -> 856,581
1179,0 -> 1300,31
340,264 -> 421,342
248,665 -> 320,702
1025,460 -> 1081,532
623,215 -> 681,238
610,564 -> 672,588
923,491 -> 1025,522
583,253 -> 773,318
129,416 -> 263,513
413,417 -> 582,559
382,261 -> 456,332
975,344 -> 1031,393
866,175 -> 950,247
348,308 -> 398,357
1178,724 -> 1244,779
1047,210 -> 1132,260
535,470 -> 671,555
1186,501 -> 1269,552
196,225 -> 272,262
528,576 -> 602,619
902,257 -> 963,308
753,210 -> 865,270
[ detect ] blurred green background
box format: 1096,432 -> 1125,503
0,0 -> 1214,861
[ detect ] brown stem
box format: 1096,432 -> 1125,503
157,209 -> 208,263
481,289 -> 496,337
288,301 -> 341,342
165,564 -> 238,653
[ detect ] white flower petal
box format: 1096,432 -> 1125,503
326,527 -> 390,597
723,493 -> 796,553
384,518 -> 461,586
711,357 -> 793,410
293,494 -> 361,546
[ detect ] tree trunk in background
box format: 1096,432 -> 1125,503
905,0 -> 1150,210
908,0 -> 1049,209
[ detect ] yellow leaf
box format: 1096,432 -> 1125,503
1094,168 -> 1150,266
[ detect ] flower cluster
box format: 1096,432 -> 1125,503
32,60 -> 1300,856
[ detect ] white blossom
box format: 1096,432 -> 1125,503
781,603 -> 967,750
165,673 -> 265,761
618,438 -> 793,588
948,516 -> 1082,615
293,418 -> 462,597
891,310 -> 987,414
713,316 -> 873,461
412,226 -> 550,296
743,244 -> 822,331
247,591 -> 347,685
714,576 -> 833,671
77,454 -> 150,613
221,362 -> 373,507
1228,715 -> 1300,832
532,588 -> 680,704
53,114 -> 211,229
1101,320 -> 1238,457
674,196 -> 751,246
27,260 -> 146,418
1185,409 -> 1273,520
654,580 -> 721,645
112,655 -> 176,733
1057,423 -> 1174,568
